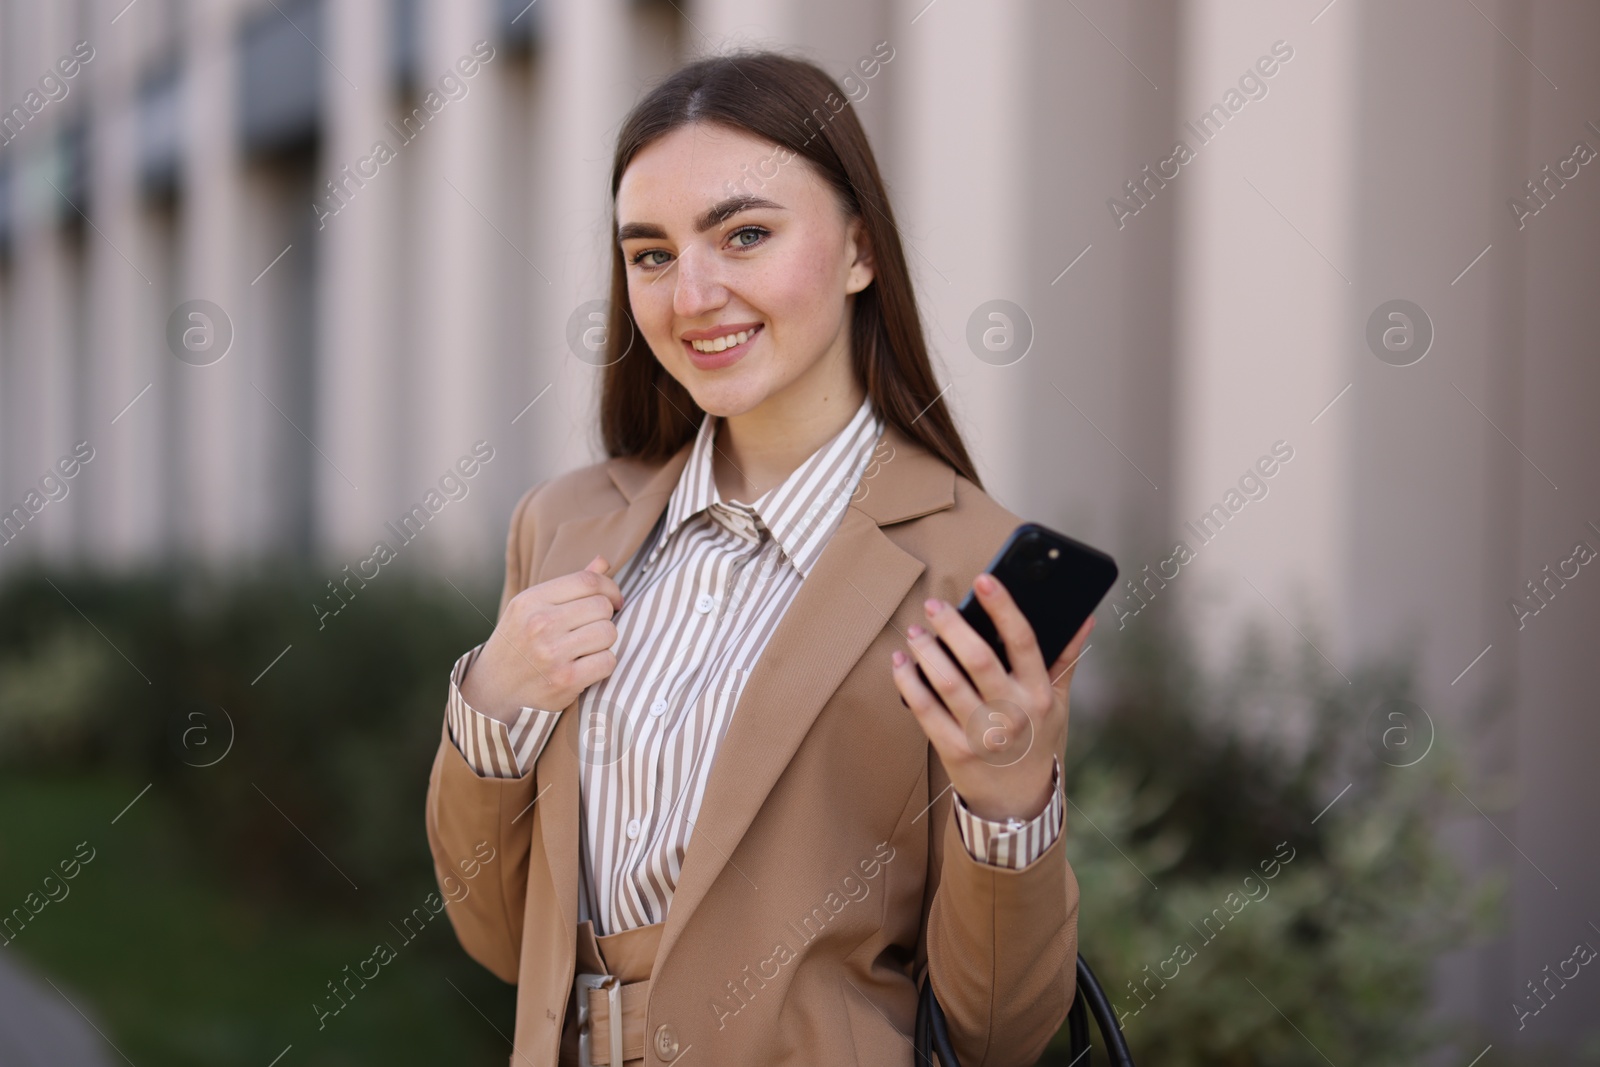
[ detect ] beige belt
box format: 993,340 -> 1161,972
560,918 -> 664,1067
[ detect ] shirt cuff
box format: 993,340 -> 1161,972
952,755 -> 1063,869
444,644 -> 562,779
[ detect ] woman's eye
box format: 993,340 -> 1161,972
729,226 -> 769,249
630,249 -> 672,269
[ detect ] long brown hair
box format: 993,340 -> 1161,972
599,49 -> 983,490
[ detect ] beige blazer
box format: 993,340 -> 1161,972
425,419 -> 1080,1066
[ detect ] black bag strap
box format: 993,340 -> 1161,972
915,955 -> 1135,1067
914,961 -> 962,1067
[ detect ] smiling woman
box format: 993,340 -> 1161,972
425,50 -> 1091,1067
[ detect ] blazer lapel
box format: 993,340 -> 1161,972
654,421 -> 955,969
532,440 -> 694,935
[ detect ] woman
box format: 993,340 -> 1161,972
425,50 -> 1091,1067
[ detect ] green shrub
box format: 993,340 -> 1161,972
1050,615 -> 1498,1065
0,563 -> 497,914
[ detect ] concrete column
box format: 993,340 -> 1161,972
1006,0 -> 1179,560
175,0 -> 248,562
314,0 -> 399,560
1,4 -> 79,566
1168,0 -> 1354,671
409,0 -> 502,567
1499,2 -> 1600,1042
692,0 -> 797,50
85,0 -> 164,566
894,0 -> 1030,508
532,0 -> 633,478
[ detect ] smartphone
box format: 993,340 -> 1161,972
914,522 -> 1119,690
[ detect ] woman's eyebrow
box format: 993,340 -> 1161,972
616,194 -> 786,243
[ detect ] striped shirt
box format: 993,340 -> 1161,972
446,396 -> 1063,935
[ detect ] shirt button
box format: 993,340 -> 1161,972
626,819 -> 640,839
649,698 -> 667,717
654,1023 -> 680,1059
695,593 -> 715,613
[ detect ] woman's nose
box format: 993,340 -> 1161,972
671,246 -> 727,318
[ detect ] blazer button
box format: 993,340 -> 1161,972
654,1023 -> 680,1059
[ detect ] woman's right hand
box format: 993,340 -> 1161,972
459,555 -> 623,723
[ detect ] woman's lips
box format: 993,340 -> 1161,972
683,324 -> 762,370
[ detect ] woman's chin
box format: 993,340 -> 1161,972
680,376 -> 771,421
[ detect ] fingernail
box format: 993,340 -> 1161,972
908,624 -> 924,638
924,598 -> 941,614
976,574 -> 995,593
892,650 -> 906,667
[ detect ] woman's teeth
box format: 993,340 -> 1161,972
690,327 -> 757,353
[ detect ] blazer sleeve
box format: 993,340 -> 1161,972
922,740 -> 1080,1066
424,481 -> 546,984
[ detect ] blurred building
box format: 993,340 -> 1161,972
0,0 -> 1596,1054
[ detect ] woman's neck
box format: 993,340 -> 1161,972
711,371 -> 866,505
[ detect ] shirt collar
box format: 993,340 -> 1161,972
641,395 -> 884,578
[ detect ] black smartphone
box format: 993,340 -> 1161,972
914,522 -> 1119,690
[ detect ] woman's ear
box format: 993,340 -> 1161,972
845,215 -> 876,295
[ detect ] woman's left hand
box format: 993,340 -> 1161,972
890,573 -> 1095,824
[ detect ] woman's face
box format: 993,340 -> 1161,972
615,121 -> 874,420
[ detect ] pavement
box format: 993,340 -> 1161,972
0,952 -> 118,1067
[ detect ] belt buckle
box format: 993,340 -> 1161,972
575,972 -> 624,1067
